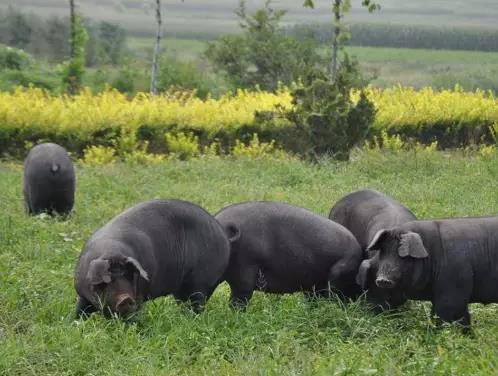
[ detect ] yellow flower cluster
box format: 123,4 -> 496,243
1,85 -> 497,151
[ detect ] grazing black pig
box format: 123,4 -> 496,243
215,201 -> 362,308
329,189 -> 416,309
23,143 -> 75,216
367,216 -> 498,326
74,199 -> 230,317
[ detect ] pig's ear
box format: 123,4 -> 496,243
87,259 -> 111,285
224,223 -> 240,243
356,259 -> 372,289
366,229 -> 389,252
126,257 -> 149,281
398,232 -> 428,259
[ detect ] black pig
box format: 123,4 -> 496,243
367,216 -> 498,326
329,189 -> 416,309
23,143 -> 75,216
74,199 -> 230,317
215,201 -> 362,309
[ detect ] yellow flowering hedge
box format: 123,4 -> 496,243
1,85 -> 497,156
0,87 -> 292,150
369,86 -> 498,146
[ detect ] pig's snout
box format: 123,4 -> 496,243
115,294 -> 136,314
375,277 -> 396,289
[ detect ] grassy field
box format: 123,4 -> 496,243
128,37 -> 208,61
2,151 -> 498,374
350,46 -> 498,90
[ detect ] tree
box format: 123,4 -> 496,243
44,16 -> 70,61
284,57 -> 376,160
150,0 -> 162,95
206,0 -> 323,92
69,0 -> 76,59
63,0 -> 88,94
98,22 -> 126,65
3,6 -> 33,50
274,0 -> 380,160
303,0 -> 379,81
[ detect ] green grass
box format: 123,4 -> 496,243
127,37 -> 208,61
2,151 -> 498,374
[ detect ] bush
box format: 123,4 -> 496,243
122,145 -> 165,165
158,56 -> 220,99
0,68 -> 60,92
82,145 -> 117,166
232,133 -> 285,159
0,44 -> 32,70
165,132 -> 200,160
284,57 -> 376,160
111,66 -> 136,94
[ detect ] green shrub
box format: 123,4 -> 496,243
232,133 -> 286,159
82,137 -> 164,166
165,132 -> 200,160
111,67 -> 136,94
285,57 -> 376,161
0,68 -> 60,92
0,44 -> 32,70
122,143 -> 165,165
371,130 -> 405,152
82,145 -> 117,166
201,139 -> 223,159
158,56 -> 221,99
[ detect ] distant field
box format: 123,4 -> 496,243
128,37 -> 207,61
350,47 -> 498,90
3,0 -> 498,91
3,0 -> 498,38
127,37 -> 498,91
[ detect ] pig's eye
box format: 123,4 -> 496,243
92,283 -> 107,291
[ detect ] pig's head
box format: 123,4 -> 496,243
366,229 -> 428,289
86,256 -> 149,316
355,253 -> 407,310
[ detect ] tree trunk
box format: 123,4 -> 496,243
69,0 -> 75,59
331,0 -> 342,82
150,0 -> 162,95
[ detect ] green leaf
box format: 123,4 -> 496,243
361,0 -> 381,12
303,0 -> 314,9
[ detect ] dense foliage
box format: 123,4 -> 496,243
0,44 -> 32,70
284,58 -> 376,160
0,6 -> 127,66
